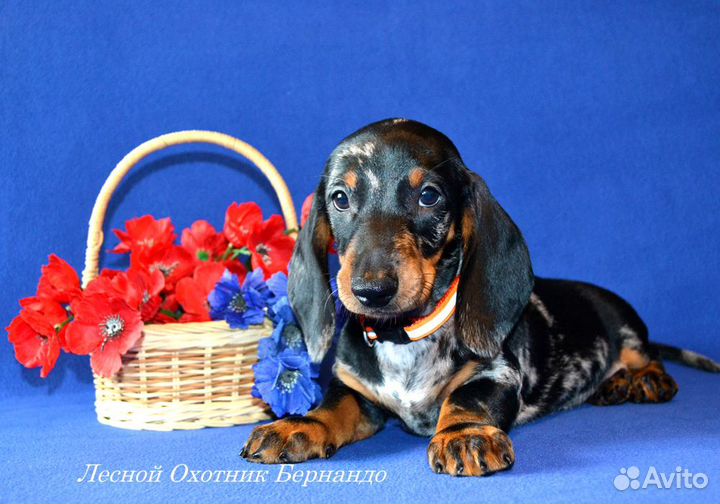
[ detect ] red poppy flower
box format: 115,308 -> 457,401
176,262 -> 226,322
151,294 -> 181,324
131,245 -> 194,293
36,254 -> 82,305
84,273 -> 135,307
247,215 -> 295,278
98,269 -> 122,280
7,297 -> 70,377
89,268 -> 165,322
181,220 -> 228,262
112,215 -> 176,255
131,268 -> 165,321
65,294 -> 143,377
224,202 -> 263,249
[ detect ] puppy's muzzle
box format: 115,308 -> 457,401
351,276 -> 398,308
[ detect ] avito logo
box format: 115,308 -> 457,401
614,466 -> 709,491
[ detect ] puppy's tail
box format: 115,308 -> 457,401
650,343 -> 720,373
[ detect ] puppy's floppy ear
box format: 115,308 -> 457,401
456,170 -> 533,358
288,182 -> 335,363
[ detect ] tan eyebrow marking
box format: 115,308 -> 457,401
408,167 -> 425,188
344,170 -> 358,190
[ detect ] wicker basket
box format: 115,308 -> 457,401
81,130 -> 298,431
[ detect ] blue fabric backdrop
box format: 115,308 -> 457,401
1,2 -> 719,503
2,0 -> 719,398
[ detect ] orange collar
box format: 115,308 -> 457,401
360,276 -> 460,346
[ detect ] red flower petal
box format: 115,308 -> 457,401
179,312 -> 209,323
18,297 -> 68,336
112,229 -> 132,254
99,269 -> 123,280
223,202 -> 263,248
7,312 -> 62,378
250,235 -> 295,277
175,262 -> 226,320
181,220 -> 228,261
95,267 -> 165,321
248,215 -> 295,278
98,310 -> 143,356
140,295 -> 163,322
131,246 -> 194,293
175,278 -> 209,320
261,214 -> 286,237
64,322 -> 102,355
69,293 -> 143,377
64,293 -> 143,370
39,337 -> 61,378
112,215 -> 176,256
84,276 -> 131,305
8,317 -> 43,367
36,255 -> 82,304
142,268 -> 165,297
90,348 -> 123,378
19,307 -> 57,338
193,262 -> 226,294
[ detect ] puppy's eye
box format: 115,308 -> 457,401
332,190 -> 350,211
419,187 -> 441,207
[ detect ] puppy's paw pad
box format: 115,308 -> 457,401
428,424 -> 514,477
588,368 -> 632,406
241,417 -> 333,464
630,364 -> 678,403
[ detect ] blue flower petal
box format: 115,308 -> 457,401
266,272 -> 288,304
257,338 -> 280,360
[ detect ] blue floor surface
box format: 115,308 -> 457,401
2,363 -> 718,504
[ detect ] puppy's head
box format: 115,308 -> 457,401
289,119 -> 533,362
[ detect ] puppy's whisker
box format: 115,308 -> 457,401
320,286 -> 340,316
428,156 -> 458,172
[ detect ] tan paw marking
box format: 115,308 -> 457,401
241,417 -> 336,464
428,424 -> 515,477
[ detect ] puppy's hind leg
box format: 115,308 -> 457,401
588,367 -> 633,406
628,360 -> 678,403
590,326 -> 678,406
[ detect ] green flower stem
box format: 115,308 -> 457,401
55,316 -> 74,333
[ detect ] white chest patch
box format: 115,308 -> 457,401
336,329 -> 459,434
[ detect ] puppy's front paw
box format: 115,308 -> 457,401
428,424 -> 514,477
241,417 -> 336,464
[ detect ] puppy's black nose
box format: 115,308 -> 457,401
351,277 -> 398,308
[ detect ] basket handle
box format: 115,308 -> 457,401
82,130 -> 298,288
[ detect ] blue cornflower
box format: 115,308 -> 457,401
252,347 -> 321,416
257,337 -> 280,360
268,295 -> 296,326
275,322 -> 305,351
208,269 -> 270,329
248,268 -> 324,417
266,272 -> 288,306
265,294 -> 306,352
242,268 -> 272,306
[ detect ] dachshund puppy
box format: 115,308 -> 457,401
242,118 -> 719,476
